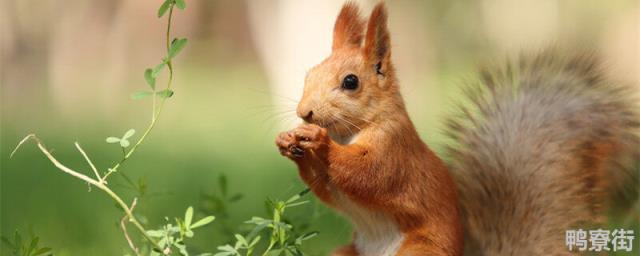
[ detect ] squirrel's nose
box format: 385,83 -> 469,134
298,110 -> 314,123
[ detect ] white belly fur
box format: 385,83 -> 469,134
332,190 -> 404,256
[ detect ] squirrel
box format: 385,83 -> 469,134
275,2 -> 639,256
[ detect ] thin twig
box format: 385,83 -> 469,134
10,134 -> 37,159
102,3 -> 176,182
121,198 -> 140,255
12,135 -> 162,251
12,135 -> 101,186
10,2 -> 182,254
152,86 -> 157,121
75,142 -> 102,182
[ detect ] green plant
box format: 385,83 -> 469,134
145,207 -> 216,256
0,230 -> 52,256
200,174 -> 244,237
215,189 -> 318,256
200,175 -> 244,218
6,0 -> 319,255
8,1 -> 217,255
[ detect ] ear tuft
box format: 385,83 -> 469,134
363,2 -> 390,64
332,2 -> 365,51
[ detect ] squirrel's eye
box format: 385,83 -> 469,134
341,74 -> 359,90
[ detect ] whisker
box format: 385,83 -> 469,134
238,109 -> 295,126
261,110 -> 297,123
327,112 -> 356,138
266,114 -> 301,137
354,116 -> 374,125
239,103 -> 297,122
262,113 -> 298,136
332,112 -> 362,131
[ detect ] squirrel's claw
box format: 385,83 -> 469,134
276,124 -> 329,160
290,145 -> 305,158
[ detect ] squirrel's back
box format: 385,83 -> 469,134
445,50 -> 639,255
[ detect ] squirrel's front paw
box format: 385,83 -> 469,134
292,124 -> 329,151
276,130 -> 304,158
275,124 -> 329,159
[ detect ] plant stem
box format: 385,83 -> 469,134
12,135 -> 163,251
121,198 -> 140,255
102,3 -> 176,182
166,5 -> 174,56
75,142 -> 102,181
10,2 -> 186,254
262,241 -> 276,256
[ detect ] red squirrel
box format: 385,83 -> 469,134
276,2 -> 639,256
276,2 -> 462,255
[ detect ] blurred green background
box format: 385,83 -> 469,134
1,0 -> 638,255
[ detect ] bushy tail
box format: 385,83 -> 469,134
444,50 -> 639,255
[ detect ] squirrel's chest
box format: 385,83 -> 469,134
331,189 -> 404,256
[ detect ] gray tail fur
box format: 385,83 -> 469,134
444,50 -> 639,255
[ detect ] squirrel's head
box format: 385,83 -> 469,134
297,2 -> 399,138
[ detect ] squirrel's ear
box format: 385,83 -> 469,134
332,2 -> 365,51
363,3 -> 390,75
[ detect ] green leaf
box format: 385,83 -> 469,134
234,234 -> 247,247
218,175 -> 228,197
157,0 -> 171,17
190,216 -> 215,229
246,222 -> 269,241
131,91 -> 153,100
299,231 -> 318,241
157,89 -> 175,98
249,236 -> 261,247
144,68 -> 156,90
285,194 -> 300,204
122,129 -> 136,140
184,207 -> 194,228
151,63 -> 166,78
245,216 -> 268,225
28,237 -> 40,255
168,38 -> 188,59
175,0 -> 187,10
106,137 -> 120,143
286,200 -> 308,208
216,244 -> 235,252
175,242 -> 189,256
147,230 -> 165,237
120,139 -> 130,148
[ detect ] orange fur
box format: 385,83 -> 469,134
276,2 -> 463,255
333,2 -> 365,51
